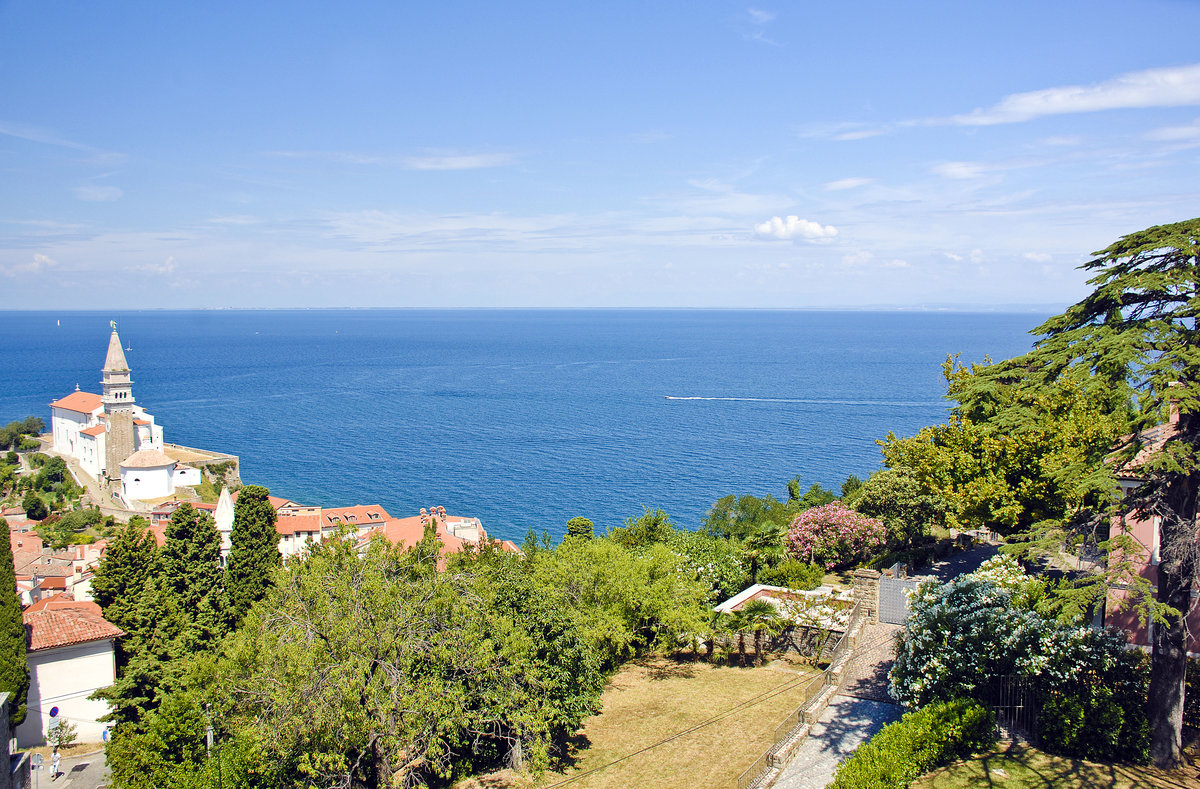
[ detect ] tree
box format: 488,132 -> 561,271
704,492 -> 793,541
224,485 -> 280,627
608,507 -> 675,550
739,598 -> 782,666
565,516 -> 594,541
1024,218 -> 1200,767
853,467 -> 949,544
0,507 -> 28,726
91,517 -> 159,637
161,504 -> 224,647
21,490 -> 46,521
742,522 -> 785,585
46,718 -> 77,750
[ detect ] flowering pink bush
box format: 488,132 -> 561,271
785,502 -> 887,570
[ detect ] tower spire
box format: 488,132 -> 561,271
101,321 -> 135,482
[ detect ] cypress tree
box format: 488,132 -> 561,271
91,517 -> 158,637
0,525 -> 29,725
224,485 -> 280,627
161,504 -> 224,646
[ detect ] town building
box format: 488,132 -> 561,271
16,600 -> 121,747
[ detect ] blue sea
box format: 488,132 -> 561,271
0,310 -> 1045,543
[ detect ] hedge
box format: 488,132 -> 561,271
829,698 -> 996,789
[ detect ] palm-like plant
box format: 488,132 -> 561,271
743,523 -> 785,586
740,598 -> 783,666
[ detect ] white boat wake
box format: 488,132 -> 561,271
663,395 -> 937,407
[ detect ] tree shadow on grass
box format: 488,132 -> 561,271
549,732 -> 592,773
636,654 -> 699,681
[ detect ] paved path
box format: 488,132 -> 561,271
771,695 -> 901,789
29,749 -> 109,789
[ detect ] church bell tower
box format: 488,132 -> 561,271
102,321 -> 136,483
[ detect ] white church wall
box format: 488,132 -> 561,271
172,466 -> 201,486
122,465 -> 174,501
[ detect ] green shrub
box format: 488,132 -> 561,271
1038,647 -> 1149,763
759,559 -> 824,590
829,698 -> 996,789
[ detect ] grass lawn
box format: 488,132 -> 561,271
456,655 -> 821,789
913,743 -> 1200,789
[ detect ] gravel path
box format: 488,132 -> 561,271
838,622 -> 901,703
771,695 -> 902,789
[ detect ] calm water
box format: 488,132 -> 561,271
0,310 -> 1044,542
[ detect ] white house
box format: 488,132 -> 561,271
17,601 -> 122,747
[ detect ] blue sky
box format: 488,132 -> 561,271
2,1 -> 1199,309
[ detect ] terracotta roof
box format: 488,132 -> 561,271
276,514 -> 323,536
322,505 -> 391,527
134,419 -> 150,426
49,391 -> 102,415
80,425 -> 106,437
1116,410 -> 1180,480
25,595 -> 88,613
25,602 -> 123,650
9,532 -> 43,553
230,491 -> 301,511
120,449 -> 176,469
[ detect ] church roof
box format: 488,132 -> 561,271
80,425 -> 105,437
120,449 -> 176,469
104,329 -> 130,373
49,391 -> 102,415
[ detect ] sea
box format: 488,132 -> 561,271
0,309 -> 1047,544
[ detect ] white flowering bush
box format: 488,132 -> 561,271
889,573 -> 1150,763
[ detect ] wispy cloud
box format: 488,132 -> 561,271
1023,252 -> 1052,262
74,185 -> 123,202
268,149 -> 517,170
0,121 -> 126,165
754,215 -> 837,241
743,7 -> 779,45
1145,117 -> 1200,143
130,255 -> 178,275
402,152 -> 517,170
824,177 -> 874,191
948,63 -> 1200,126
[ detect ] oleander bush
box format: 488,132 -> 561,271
828,698 -> 996,789
758,558 -> 823,590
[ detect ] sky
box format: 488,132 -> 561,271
2,0 -> 1199,309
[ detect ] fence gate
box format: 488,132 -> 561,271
985,674 -> 1038,743
878,576 -> 922,624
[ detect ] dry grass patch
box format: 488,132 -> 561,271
913,743 -> 1200,789
531,655 -> 821,789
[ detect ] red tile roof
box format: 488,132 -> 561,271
24,594 -> 84,613
49,391 -> 102,415
276,514 -> 323,536
322,505 -> 391,527
24,603 -> 123,651
9,532 -> 43,553
80,425 -> 106,437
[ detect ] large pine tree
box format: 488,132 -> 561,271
1031,218 -> 1200,767
224,485 -> 280,627
0,524 -> 28,725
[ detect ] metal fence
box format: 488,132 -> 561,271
735,602 -> 866,789
984,674 -> 1038,744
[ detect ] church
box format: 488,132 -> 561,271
49,324 -> 200,503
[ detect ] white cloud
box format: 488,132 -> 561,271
74,185 -> 123,202
883,259 -> 910,268
942,252 -> 964,262
747,8 -> 775,24
268,149 -> 517,170
833,128 -> 886,141
824,177 -> 874,191
1023,252 -> 1053,262
1038,135 -> 1083,147
754,215 -> 838,241
131,255 -> 178,276
1145,117 -> 1200,142
401,152 -> 517,170
950,63 -> 1200,126
969,249 -> 985,263
931,161 -> 986,180
841,250 -> 873,267
1,253 -> 57,278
